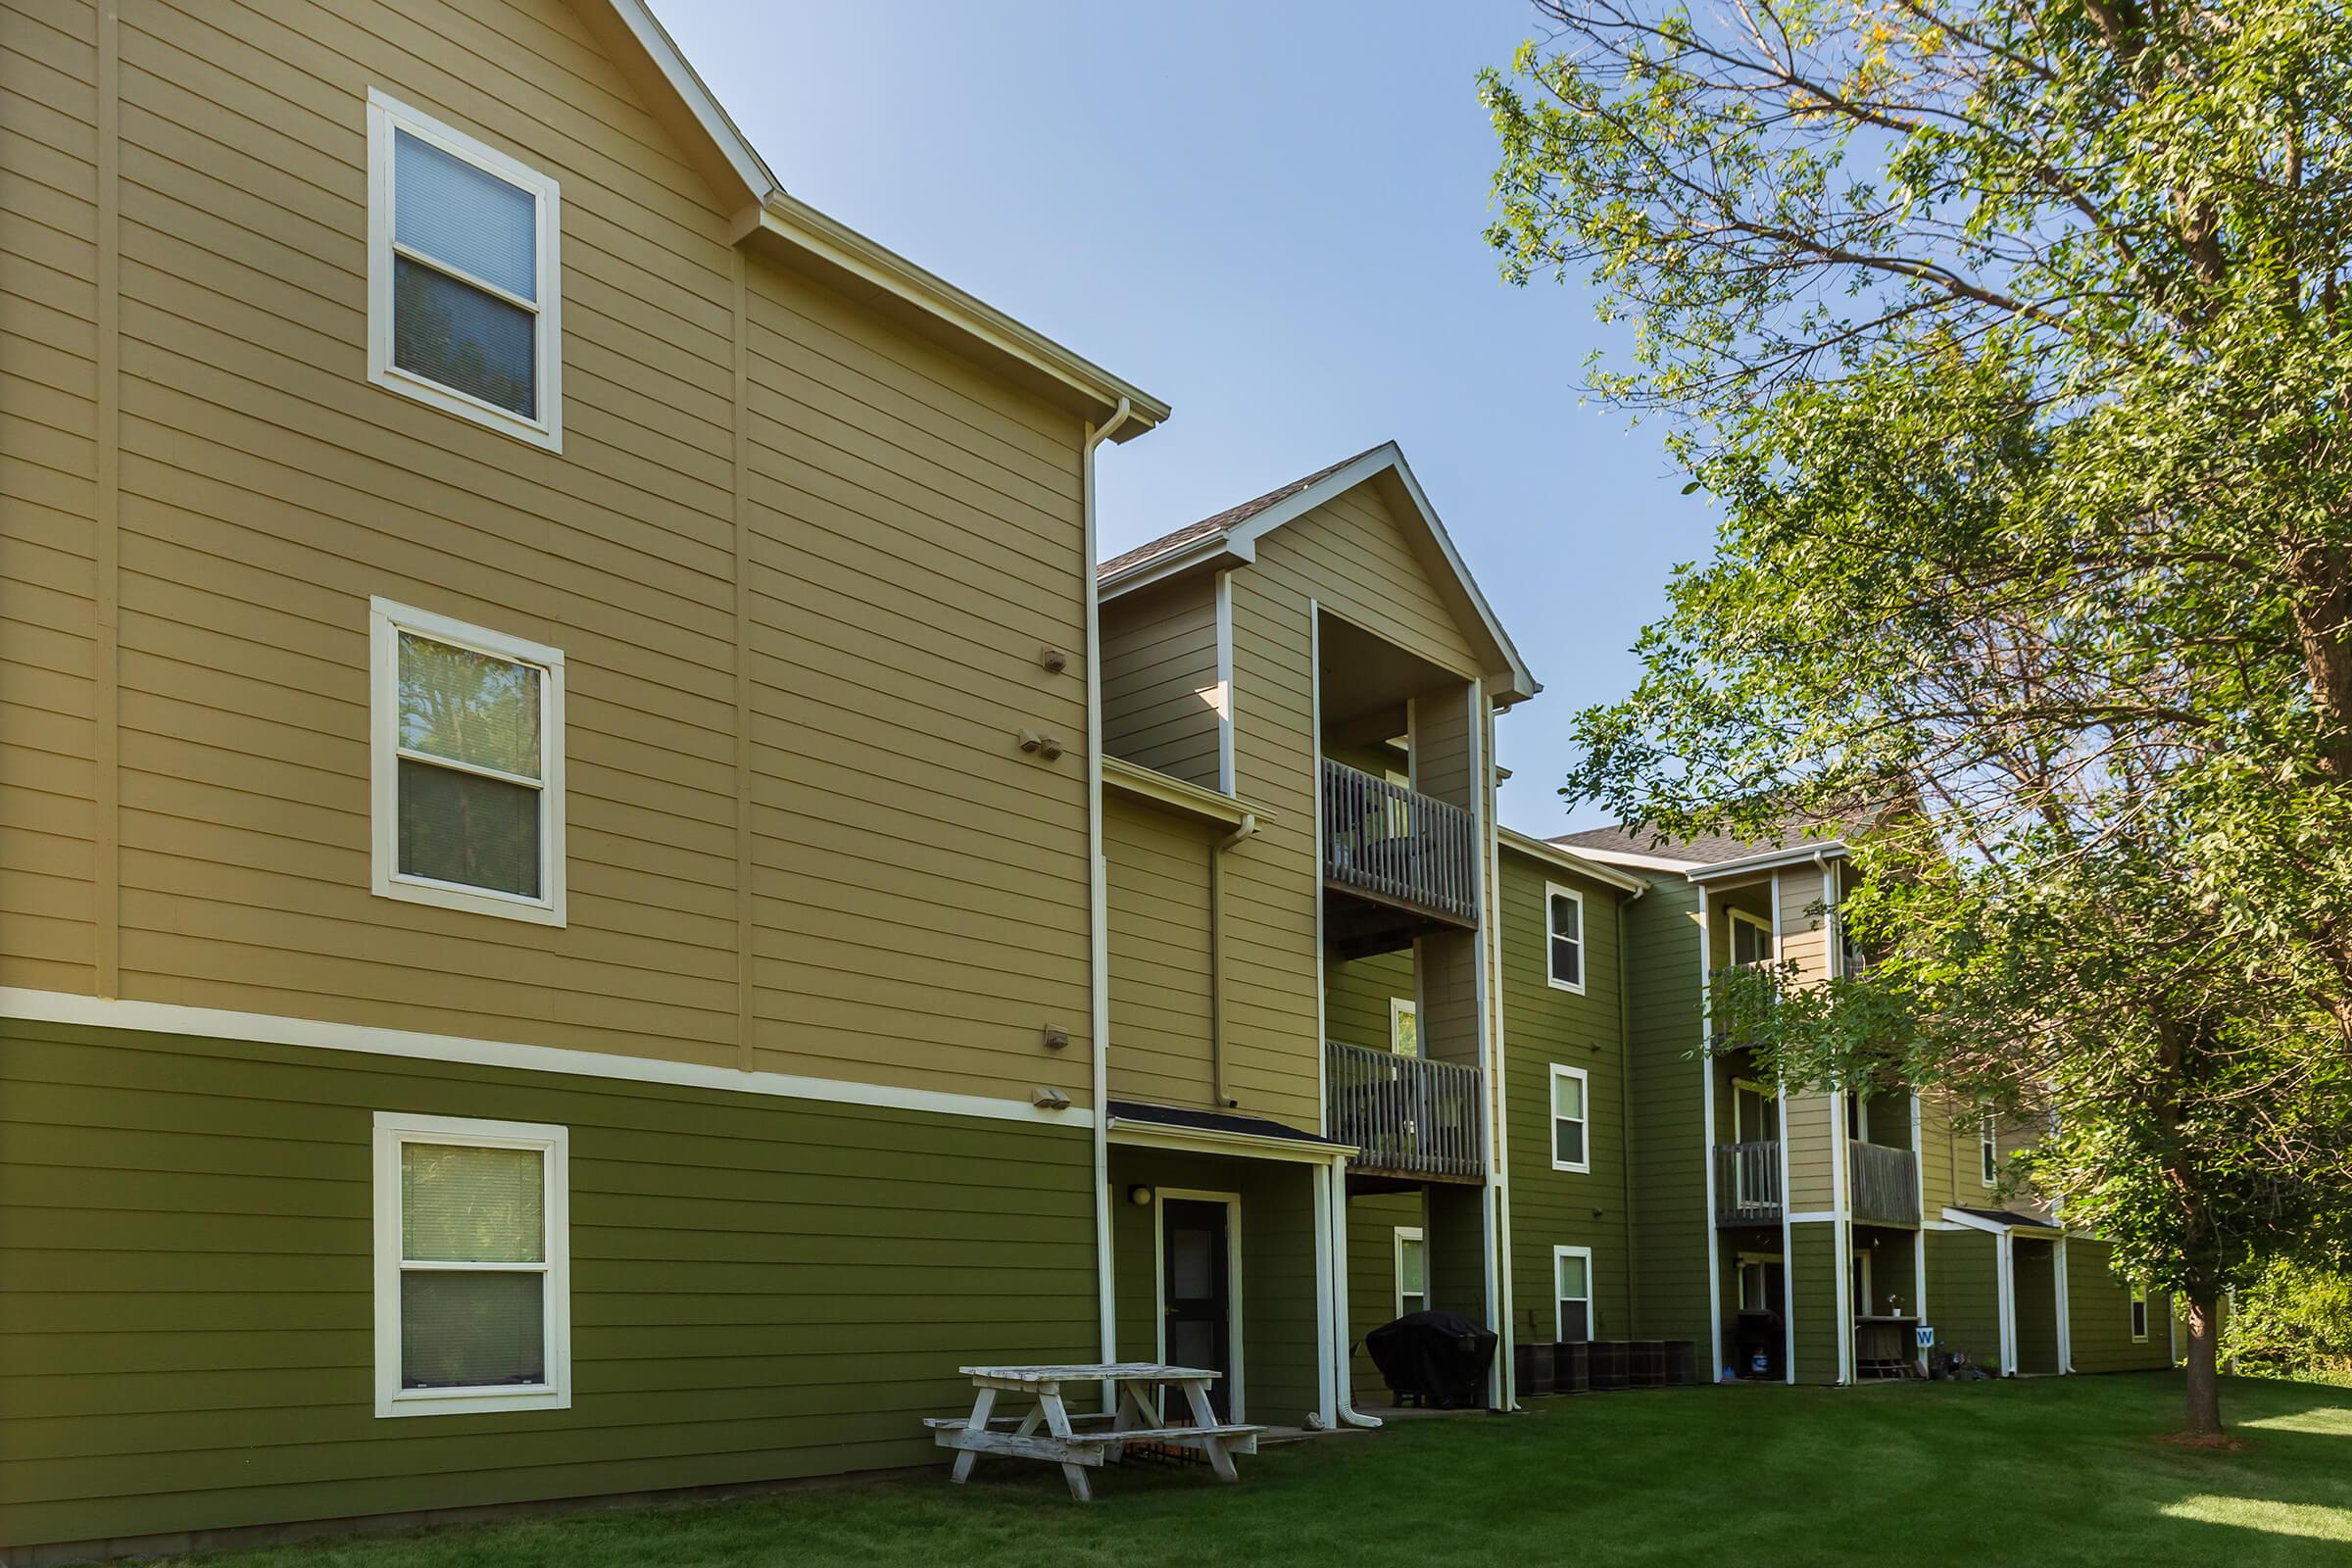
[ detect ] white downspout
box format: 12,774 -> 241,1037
1084,397 -> 1132,1398
1329,1149 -> 1384,1428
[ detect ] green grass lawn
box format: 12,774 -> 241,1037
166,1374 -> 2352,1568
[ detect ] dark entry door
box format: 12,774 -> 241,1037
1161,1199 -> 1232,1419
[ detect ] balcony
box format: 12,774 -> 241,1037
1713,1141 -> 1783,1225
1324,1040 -> 1486,1184
1320,759 -> 1480,929
1850,1141 -> 1921,1225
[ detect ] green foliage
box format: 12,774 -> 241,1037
1483,0 -> 2352,1377
2226,1258 -> 2352,1383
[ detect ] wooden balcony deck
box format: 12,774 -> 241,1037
1320,759 -> 1479,928
1324,1040 -> 1486,1183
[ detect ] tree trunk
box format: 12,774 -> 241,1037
2182,1291 -> 2225,1437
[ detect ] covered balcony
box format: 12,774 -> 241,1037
1713,1141 -> 1783,1225
1324,1040 -> 1486,1185
1321,758 -> 1479,939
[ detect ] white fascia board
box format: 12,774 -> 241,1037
1553,844 -> 1705,874
1687,842 -> 1852,883
1106,1117 -> 1356,1165
2,988 -> 1087,1129
1496,828 -> 1650,893
606,0 -> 781,202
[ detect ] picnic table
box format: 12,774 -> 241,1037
925,1362 -> 1265,1501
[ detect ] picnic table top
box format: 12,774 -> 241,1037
958,1362 -> 1222,1383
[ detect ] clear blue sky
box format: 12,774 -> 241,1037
661,1 -> 1719,834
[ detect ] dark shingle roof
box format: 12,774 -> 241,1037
1953,1206 -> 2062,1231
1105,1099 -> 1341,1147
1097,446 -> 1385,582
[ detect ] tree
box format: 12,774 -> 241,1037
1483,0 -> 2352,1434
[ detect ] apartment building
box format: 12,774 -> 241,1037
1556,826 -> 2179,1386
0,1 -> 2181,1558
0,0 -> 1168,1553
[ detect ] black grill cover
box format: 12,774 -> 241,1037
1365,1309 -> 1497,1408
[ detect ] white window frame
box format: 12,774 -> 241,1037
1980,1112 -> 1999,1189
1544,881 -> 1586,994
2130,1286 -> 2150,1343
1549,1063 -> 1592,1174
372,1110 -> 570,1418
370,598 -> 566,926
1394,1225 -> 1426,1318
1553,1244 -> 1594,1342
1729,907 -> 1775,966
1389,995 -> 1418,1057
367,89 -> 563,449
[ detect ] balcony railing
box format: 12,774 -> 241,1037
1850,1141 -> 1921,1225
1713,1141 -> 1783,1225
1324,1040 -> 1486,1182
1320,758 -> 1480,926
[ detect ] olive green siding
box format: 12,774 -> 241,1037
2012,1240 -> 2062,1374
1788,1222 -> 1841,1383
2066,1239 -> 2173,1373
0,1019 -> 1096,1552
1497,850 -> 1632,1348
1621,876 -> 1710,1348
1106,1149 -> 1321,1426
1345,1191 -> 1423,1397
1926,1228 -> 2002,1370
1855,1228 -> 1919,1317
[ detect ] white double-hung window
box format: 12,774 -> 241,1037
370,599 -> 565,925
368,90 -> 562,447
1549,1063 -> 1591,1173
374,1112 -> 569,1417
1554,1246 -> 1594,1342
1545,882 -> 1585,992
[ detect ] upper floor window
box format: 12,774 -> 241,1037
1730,908 -> 1773,966
2130,1286 -> 2150,1343
1979,1112 -> 1999,1187
1550,1063 -> 1591,1173
1389,996 -> 1419,1057
368,90 -> 562,448
371,599 -> 565,925
374,1111 -> 570,1417
1545,883 -> 1585,992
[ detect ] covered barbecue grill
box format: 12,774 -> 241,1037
1364,1309 -> 1497,1408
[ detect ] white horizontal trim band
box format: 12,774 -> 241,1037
0,988 -> 1092,1129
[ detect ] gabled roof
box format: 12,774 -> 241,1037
1099,442 -> 1539,703
1552,814 -> 1857,877
573,2 -> 1165,438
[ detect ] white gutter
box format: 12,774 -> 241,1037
1084,397 -> 1132,1392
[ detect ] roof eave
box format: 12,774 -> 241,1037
1100,444 -> 1540,701
1685,840 -> 1851,883
1497,827 -> 1649,893
739,196 -> 1168,439
1102,757 -> 1267,829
